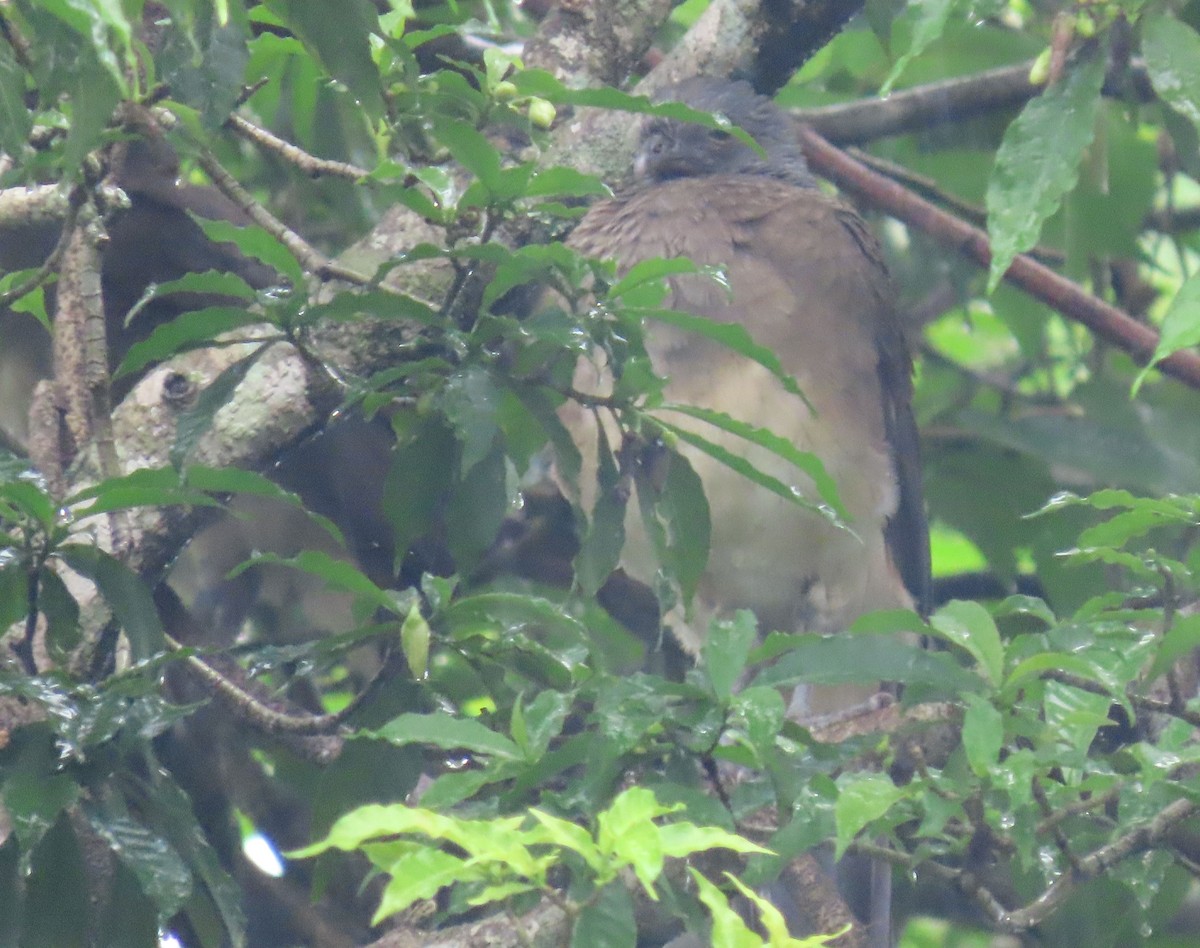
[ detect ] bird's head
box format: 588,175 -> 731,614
633,77 -> 814,187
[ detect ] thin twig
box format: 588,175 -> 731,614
996,798 -> 1198,932
226,114 -> 373,181
0,194 -> 82,309
163,631 -> 384,737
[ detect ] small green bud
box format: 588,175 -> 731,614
1028,47 -> 1052,86
528,97 -> 556,129
493,80 -> 518,100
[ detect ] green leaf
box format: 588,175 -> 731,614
194,217 -> 303,287
142,603 -> 246,941
303,287 -> 442,325
1144,15 -> 1200,137
961,693 -> 1004,777
58,545 -> 164,660
2,757 -> 80,853
572,883 -> 637,948
515,689 -> 571,760
597,787 -> 674,894
171,347 -> 270,467
95,863 -> 159,948
113,307 -> 269,380
39,568 -> 81,655
635,441 -> 711,605
928,599 -> 1005,687
526,165 -> 610,200
658,419 -> 835,523
691,870 -> 761,948
659,402 -> 843,519
656,822 -> 771,859
84,807 -> 192,918
232,549 -> 394,615
1150,613 -> 1200,682
183,464 -> 343,545
383,417 -> 456,564
63,59 -> 122,174
265,0 -> 383,121
574,422 -> 627,597
1137,268 -> 1200,385
400,602 -> 430,680
24,816 -> 89,947
834,774 -> 907,859
527,809 -> 603,869
137,269 -> 261,306
731,685 -> 786,753
752,633 -> 983,698
373,848 -> 466,922
0,53 -> 32,155
881,0 -> 960,93
440,366 -> 501,475
444,442 -> 510,574
0,478 -> 58,531
641,309 -> 799,370
290,804 -> 423,856
0,559 -> 29,634
510,70 -> 763,153
702,610 -> 758,702
1076,505 -> 1193,550
66,466 -> 217,516
607,258 -> 700,301
365,712 -> 521,760
985,55 -> 1105,290
417,769 -> 497,810
429,116 -> 503,194
157,15 -> 249,129
1043,680 -> 1113,755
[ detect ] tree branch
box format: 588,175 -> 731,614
796,125 -> 1200,390
792,58 -> 1155,146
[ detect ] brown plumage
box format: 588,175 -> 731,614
566,79 -> 929,689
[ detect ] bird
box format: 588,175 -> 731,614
564,77 -> 930,710
559,76 -> 929,948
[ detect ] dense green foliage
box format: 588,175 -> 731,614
4,2 -> 1200,946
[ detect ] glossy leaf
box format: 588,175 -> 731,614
881,0 -> 958,93
366,712 -> 522,760
265,0 -> 383,120
84,807 -> 192,918
928,599 -> 1005,687
572,883 -> 636,948
702,611 -> 758,703
660,402 -> 844,519
113,307 -> 270,381
0,53 -> 31,155
444,442 -> 510,574
170,348 -> 268,470
58,545 -> 164,661
834,774 -> 907,859
986,55 -> 1104,290
962,693 -> 1004,777
193,217 -> 304,288
1144,15 -> 1200,136
574,421 -> 627,598
1140,268 -> 1200,383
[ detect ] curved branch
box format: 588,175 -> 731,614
792,59 -> 1154,146
998,798 -> 1197,932
752,0 -> 868,93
